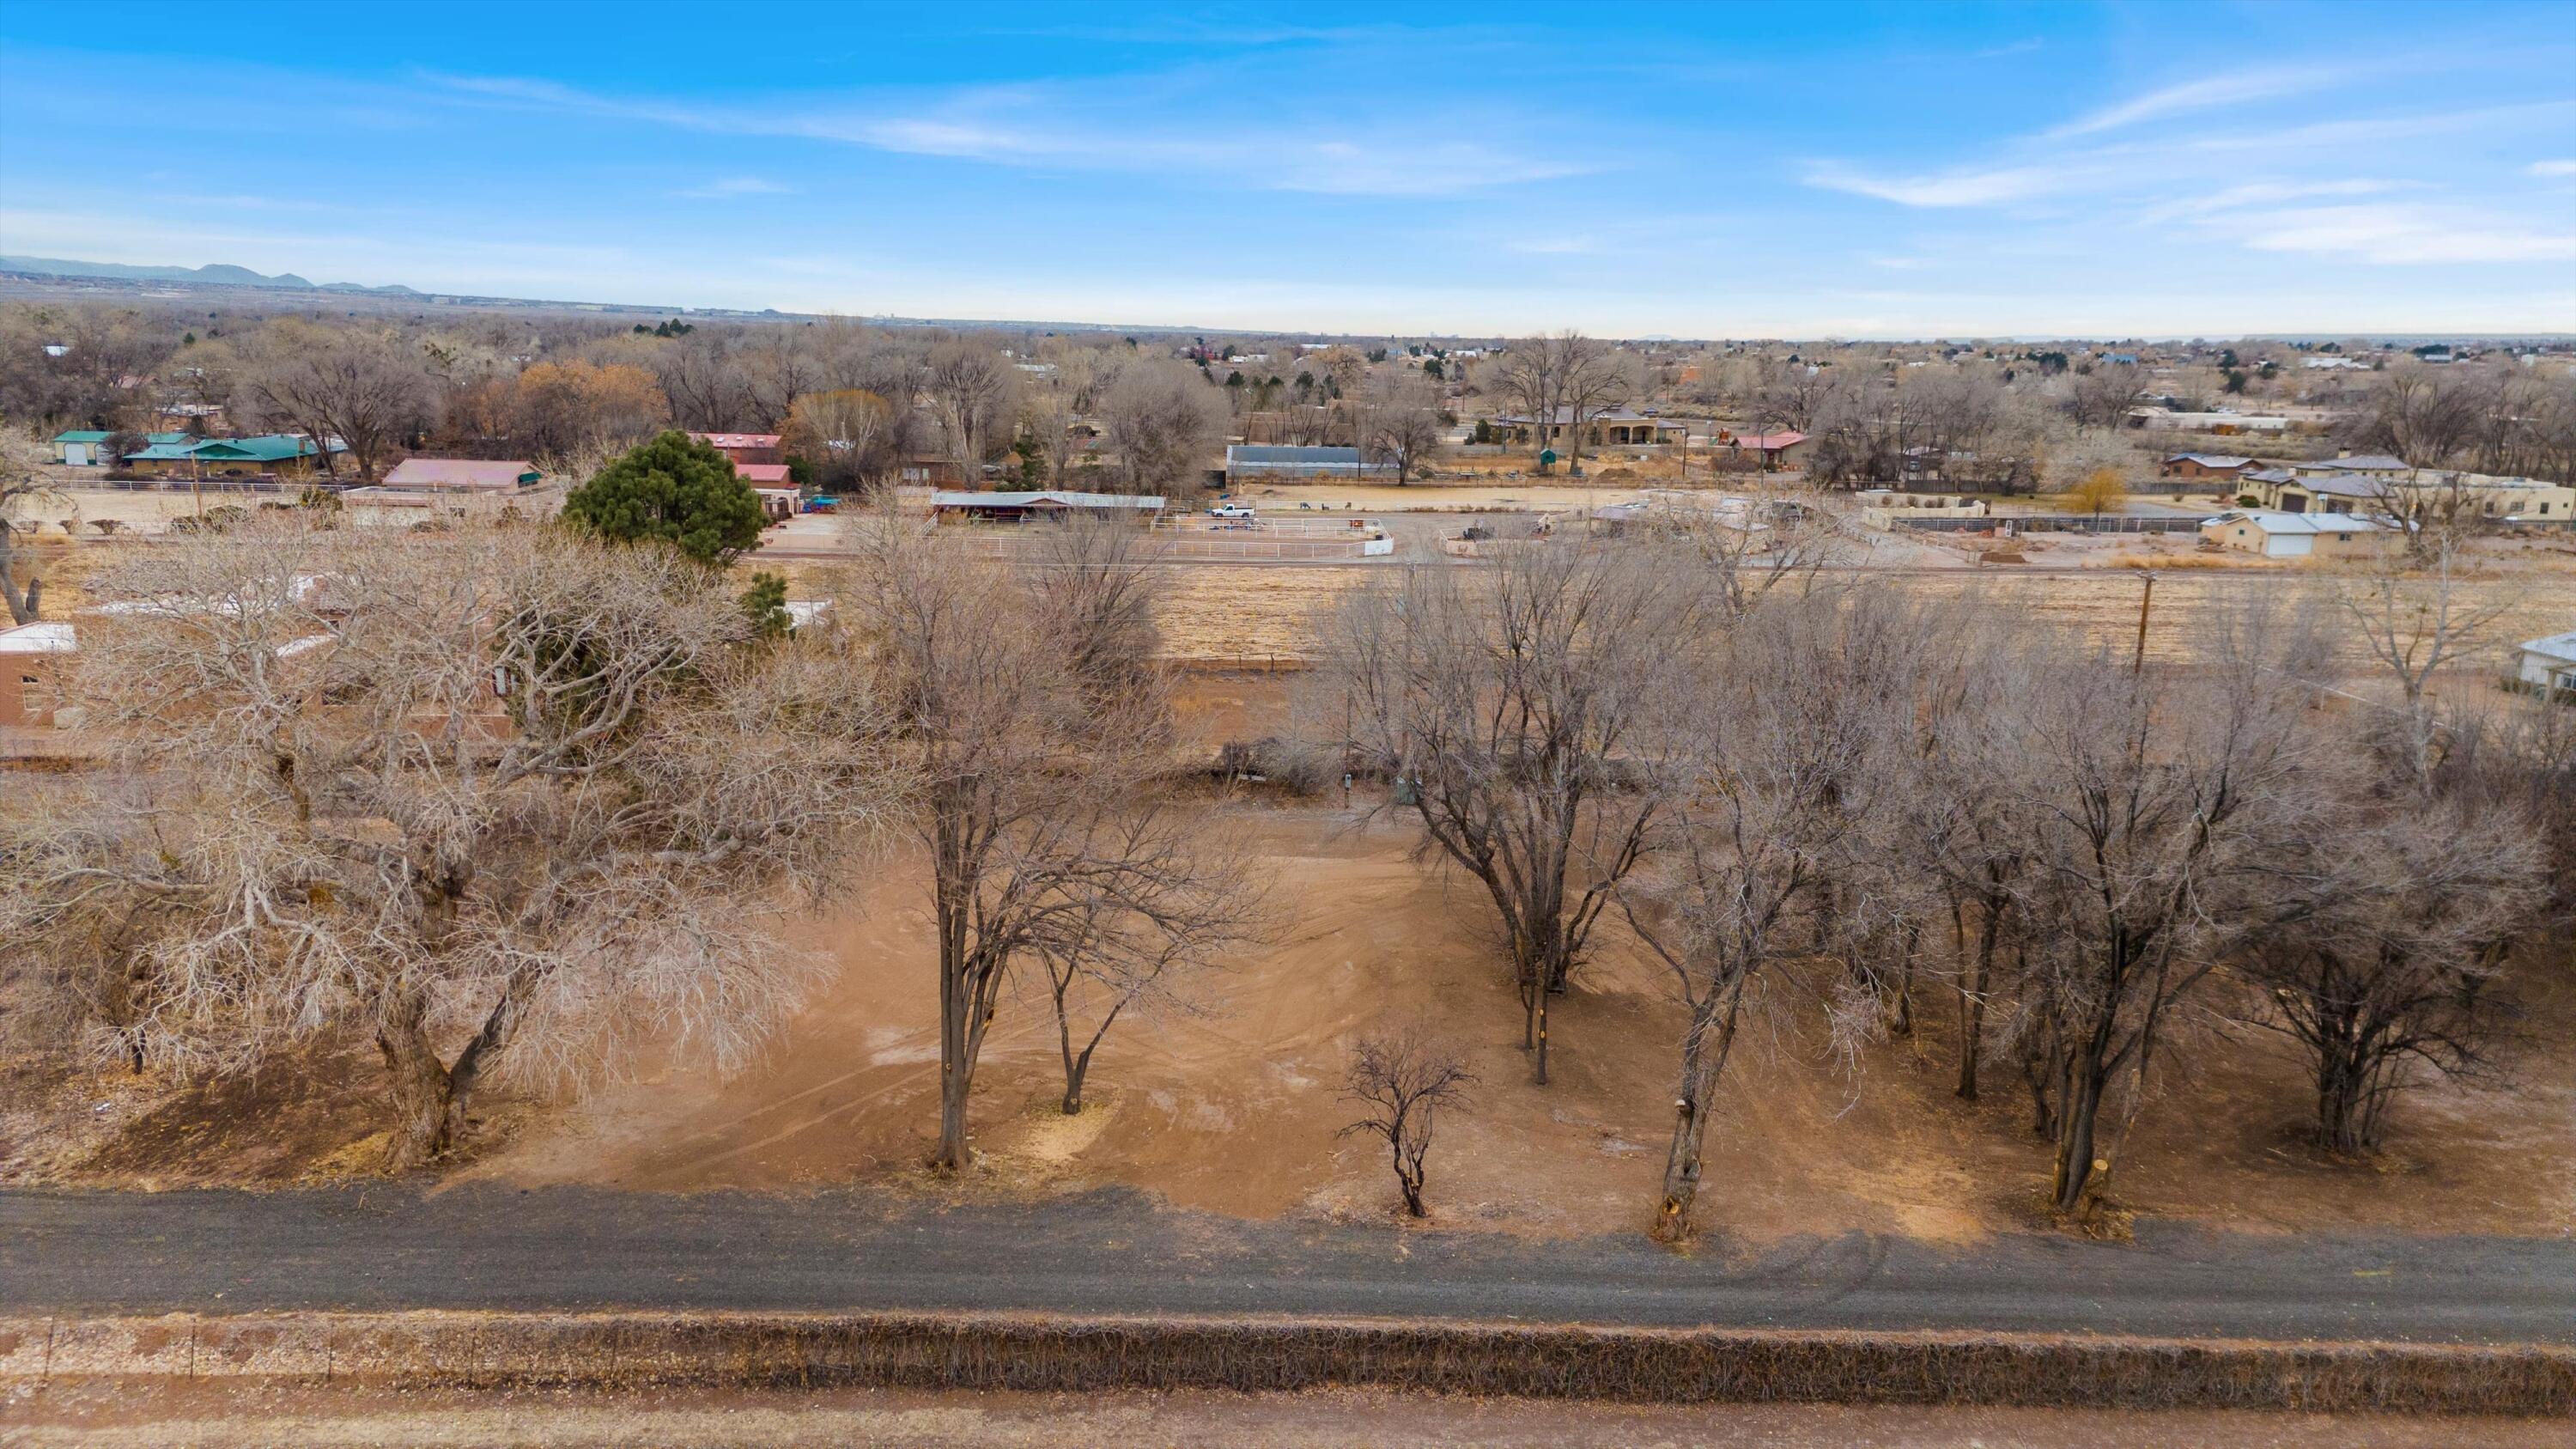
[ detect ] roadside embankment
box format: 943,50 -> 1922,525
5,1311 -> 2568,1416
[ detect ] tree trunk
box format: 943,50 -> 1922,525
0,548 -> 37,626
2316,1041 -> 2368,1155
1060,1036 -> 1097,1117
2050,1056 -> 2106,1215
1957,904 -> 1999,1102
1531,988 -> 1551,1087
376,1014 -> 455,1171
1890,924 -> 1917,1038
1652,989 -> 1741,1245
374,990 -> 514,1170
1516,931 -> 1552,1087
933,894 -> 976,1172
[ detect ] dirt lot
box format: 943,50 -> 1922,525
14,796 -> 2568,1249
9,1379 -> 2561,1448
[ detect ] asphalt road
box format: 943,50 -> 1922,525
3,1186 -> 2568,1344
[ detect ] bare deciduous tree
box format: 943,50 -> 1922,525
1621,585 -> 1917,1241
0,519 -> 903,1167
1101,361 -> 1225,496
1036,801 -> 1256,1114
2337,543 -> 2521,784
239,320 -> 435,481
783,387 -> 895,490
841,505 -> 1244,1167
1558,341 -> 1640,476
2066,361 -> 2143,431
1339,1026 -> 1474,1218
1643,478 -> 1846,619
2002,605 -> 2318,1218
1325,536 -> 1714,1083
651,333 -> 755,432
2,432 -> 50,624
924,341 -> 1022,489
2233,795 -> 2542,1154
1358,372 -> 1448,484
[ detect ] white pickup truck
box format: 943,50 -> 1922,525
1206,503 -> 1257,520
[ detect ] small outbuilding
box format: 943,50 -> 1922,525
52,429 -> 112,466
2514,632 -> 2576,696
380,459 -> 544,492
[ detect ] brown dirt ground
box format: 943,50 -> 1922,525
9,790 -> 2571,1241
10,1379 -> 2564,1448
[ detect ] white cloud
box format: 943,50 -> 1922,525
2188,100 -> 2576,155
2240,204 -> 2576,264
2532,159 -> 2576,177
672,176 -> 794,199
2140,178 -> 2415,222
2049,64 -> 2346,138
427,71 -> 1586,198
1802,161 -> 2073,207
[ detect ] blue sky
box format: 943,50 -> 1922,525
3,1 -> 2572,336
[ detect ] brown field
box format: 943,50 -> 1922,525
1149,563 -> 2576,668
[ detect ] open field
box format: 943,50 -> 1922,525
1148,563 -> 2576,666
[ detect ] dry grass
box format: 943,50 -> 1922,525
12,1311 -> 2570,1415
2102,551 -> 2272,570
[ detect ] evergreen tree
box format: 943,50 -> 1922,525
561,430 -> 766,566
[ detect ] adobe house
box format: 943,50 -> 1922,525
1714,429 -> 1811,472
686,432 -> 785,466
2199,510 -> 2396,559
736,462 -> 799,521
2159,452 -> 2257,481
1485,408 -> 1689,447
0,621 -> 75,728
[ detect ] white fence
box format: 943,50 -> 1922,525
954,533 -> 1378,562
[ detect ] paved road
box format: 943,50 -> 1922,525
3,1186 -> 2567,1344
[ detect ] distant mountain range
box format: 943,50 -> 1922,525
0,255 -> 422,295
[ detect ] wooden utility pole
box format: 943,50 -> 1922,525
2131,570 -> 2157,676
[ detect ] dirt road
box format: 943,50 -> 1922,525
12,1379 -> 2557,1448
3,1185 -> 2568,1345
